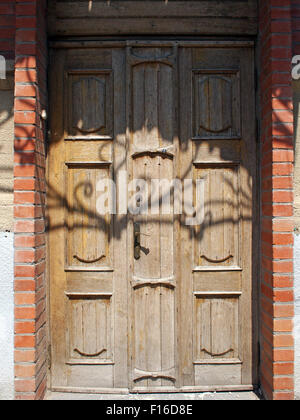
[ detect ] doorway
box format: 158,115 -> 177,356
48,41 -> 256,393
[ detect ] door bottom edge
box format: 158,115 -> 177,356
50,385 -> 254,395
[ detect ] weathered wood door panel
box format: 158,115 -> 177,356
48,47 -> 128,391
178,46 -> 255,388
126,46 -> 178,391
48,42 -> 256,392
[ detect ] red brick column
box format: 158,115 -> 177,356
259,0 -> 295,400
0,0 -> 15,60
14,0 -> 48,400
292,0 -> 300,54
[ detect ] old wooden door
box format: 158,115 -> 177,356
48,42 -> 256,393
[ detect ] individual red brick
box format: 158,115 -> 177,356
273,219 -> 294,232
14,289 -> 36,306
14,206 -> 40,218
16,30 -> 36,43
15,56 -> 37,68
14,350 -> 36,364
14,98 -> 36,112
272,150 -> 294,162
15,125 -> 36,139
274,319 -> 293,333
273,260 -> 293,273
14,152 -> 36,164
273,349 -> 294,362
16,17 -> 37,29
14,280 -> 36,293
273,191 -> 293,203
14,139 -> 36,151
272,246 -> 293,259
272,137 -> 293,149
14,379 -> 36,393
273,233 -> 294,245
14,179 -> 36,192
273,392 -> 295,401
14,235 -> 36,248
273,377 -> 294,391
15,111 -> 36,125
272,163 -> 293,176
273,275 -> 293,288
14,306 -> 36,321
272,110 -> 294,123
15,335 -> 36,349
274,334 -> 294,348
15,85 -> 37,98
15,43 -> 37,55
14,192 -> 40,205
14,265 -> 35,278
15,364 -> 36,378
14,220 -> 35,233
273,176 -> 293,189
15,321 -> 36,335
271,34 -> 292,47
274,362 -> 294,376
274,290 -> 294,303
272,98 -> 293,111
15,70 -> 37,83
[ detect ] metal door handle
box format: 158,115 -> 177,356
134,223 -> 141,260
134,224 -> 151,260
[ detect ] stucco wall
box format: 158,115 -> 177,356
0,69 -> 14,400
0,232 -> 14,400
294,80 -> 300,399
0,73 -> 14,231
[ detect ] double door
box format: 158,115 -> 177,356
49,41 -> 256,392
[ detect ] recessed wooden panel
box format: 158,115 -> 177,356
193,71 -> 240,139
132,60 -> 174,149
193,140 -> 241,163
67,71 -> 113,138
66,163 -> 112,269
67,295 -> 112,364
194,164 -> 240,269
133,285 -> 175,387
193,271 -> 241,292
194,364 -> 241,386
194,295 -> 239,361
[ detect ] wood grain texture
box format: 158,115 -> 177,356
48,0 -> 258,36
48,47 -> 127,389
127,46 -> 177,390
48,41 -> 257,392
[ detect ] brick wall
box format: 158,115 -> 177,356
292,0 -> 300,400
0,0 -> 15,60
292,0 -> 300,55
259,0 -> 295,401
13,0 -> 48,400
